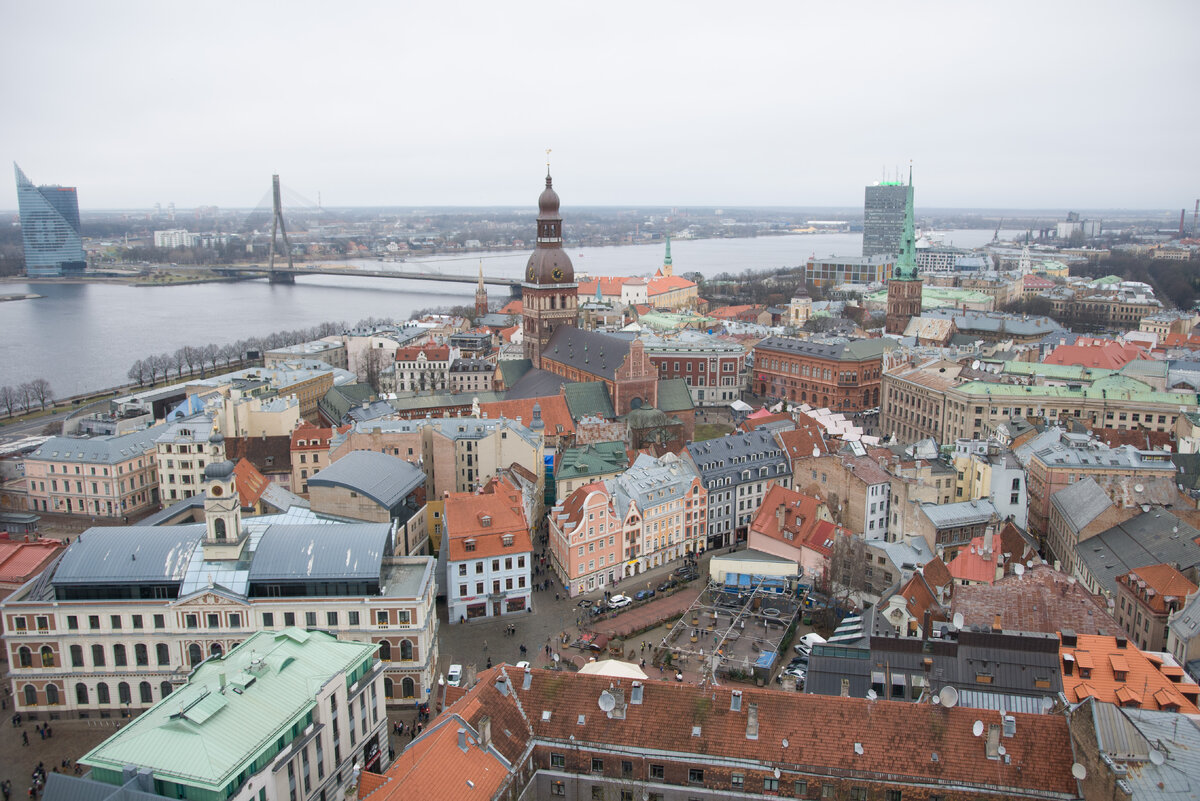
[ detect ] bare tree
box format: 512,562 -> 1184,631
28,378 -> 53,411
203,344 -> 220,374
820,532 -> 869,629
182,345 -> 200,377
219,343 -> 240,367
170,349 -> 186,379
359,347 -> 388,393
0,385 -> 16,418
17,382 -> 33,413
127,359 -> 147,387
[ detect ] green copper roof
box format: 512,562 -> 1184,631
1001,362 -> 1115,381
563,381 -> 616,420
657,378 -> 695,412
955,378 -> 1197,406
557,441 -> 629,481
664,235 -> 672,266
81,628 -> 377,794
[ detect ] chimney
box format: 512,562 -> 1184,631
775,503 -> 786,531
457,728 -> 469,752
991,614 -> 1002,633
745,703 -> 759,740
922,609 -> 932,640
479,715 -> 492,750
984,525 -> 994,556
1115,635 -> 1127,649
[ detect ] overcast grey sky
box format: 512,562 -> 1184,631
2,0 -> 1197,210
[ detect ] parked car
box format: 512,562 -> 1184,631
788,654 -> 809,668
656,578 -> 678,593
793,632 -> 827,655
674,566 -> 699,581
608,594 -> 633,609
446,664 -> 463,687
635,589 -> 655,601
577,598 -> 593,608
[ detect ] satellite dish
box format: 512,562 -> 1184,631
773,767 -> 781,779
597,691 -> 616,712
1014,563 -> 1025,577
782,738 -> 789,749
940,686 -> 959,708
932,693 -> 941,705
1041,696 -> 1054,713
972,720 -> 984,737
972,360 -> 981,370
953,612 -> 965,629
1071,763 -> 1087,780
812,446 -> 821,458
1149,749 -> 1165,766
1026,560 -> 1034,569
997,745 -> 1006,757
1134,483 -> 1145,493
867,689 -> 878,701
854,743 -> 864,755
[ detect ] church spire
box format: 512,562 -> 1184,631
477,259 -> 484,291
893,164 -> 918,280
662,235 -> 673,277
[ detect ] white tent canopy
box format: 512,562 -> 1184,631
577,659 -> 649,680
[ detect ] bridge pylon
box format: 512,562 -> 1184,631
267,174 -> 295,284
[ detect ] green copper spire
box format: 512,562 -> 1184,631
664,235 -> 672,267
893,165 -> 919,281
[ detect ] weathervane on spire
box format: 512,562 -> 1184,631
545,148 -> 552,177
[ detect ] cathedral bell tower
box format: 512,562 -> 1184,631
522,160 -> 578,367
885,166 -> 923,335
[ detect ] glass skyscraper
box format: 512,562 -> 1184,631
15,163 -> 87,277
862,181 -> 909,258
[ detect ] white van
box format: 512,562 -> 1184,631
793,632 -> 827,655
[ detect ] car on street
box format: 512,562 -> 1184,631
446,664 -> 463,687
635,589 -> 655,601
608,594 -> 633,609
656,578 -> 677,593
793,632 -> 827,655
515,661 -> 530,670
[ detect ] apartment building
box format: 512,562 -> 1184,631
448,358 -> 494,394
687,430 -> 792,549
443,479 -> 533,621
1115,564 -> 1198,652
155,415 -> 219,503
393,344 -> 451,393
751,337 -> 888,412
641,330 -> 747,406
24,425 -> 164,518
548,481 -> 624,598
54,629 -> 388,801
2,467 -> 439,717
951,438 -> 1028,529
289,420 -> 340,495
789,451 -> 892,539
264,338 -> 349,371
606,452 -> 707,577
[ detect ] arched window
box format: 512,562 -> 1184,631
40,646 -> 55,668
75,683 -> 88,705
139,682 -> 153,704
383,678 -> 394,699
188,644 -> 202,666
23,684 -> 37,706
377,640 -> 391,662
210,643 -> 223,657
118,682 -> 131,705
401,677 -> 415,699
70,645 -> 83,668
156,643 -> 170,666
213,518 -> 226,541
160,681 -> 173,698
400,639 -> 413,661
17,647 -> 32,668
46,684 -> 59,706
113,644 -> 127,667
96,683 -> 110,704
135,644 -> 148,666
91,644 -> 106,667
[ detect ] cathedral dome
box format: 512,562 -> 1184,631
526,248 -> 574,285
204,459 -> 235,481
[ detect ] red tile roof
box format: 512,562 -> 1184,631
1060,633 -> 1199,712
775,423 -> 832,461
360,715 -> 509,801
478,395 -> 575,437
290,420 -> 337,451
646,275 -> 697,297
388,666 -> 1078,798
395,345 -> 450,362
1117,563 -> 1198,614
576,277 -> 631,297
444,482 -> 532,562
946,535 -> 1004,585
231,458 -> 270,507
737,411 -> 792,433
498,299 -> 523,315
1045,341 -> 1147,369
0,536 -> 63,586
749,484 -> 848,557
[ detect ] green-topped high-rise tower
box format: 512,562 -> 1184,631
658,235 -> 674,277
885,166 -> 922,335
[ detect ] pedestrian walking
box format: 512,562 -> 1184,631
482,639 -> 488,652
21,731 -> 28,746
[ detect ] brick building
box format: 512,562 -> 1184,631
751,337 -> 888,411
640,330 -> 747,407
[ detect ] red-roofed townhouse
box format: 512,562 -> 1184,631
548,482 -> 624,597
394,344 -> 451,393
290,420 -> 343,495
747,484 -> 847,585
444,481 -> 533,622
0,535 -> 63,600
1044,340 -> 1147,370
1115,563 -> 1199,652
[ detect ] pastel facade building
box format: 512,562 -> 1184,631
549,481 -> 625,597
24,425 -> 164,518
443,479 -> 533,621
687,430 -> 793,549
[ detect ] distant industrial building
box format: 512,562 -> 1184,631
14,163 -> 87,277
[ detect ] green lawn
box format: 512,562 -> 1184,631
694,422 -> 734,442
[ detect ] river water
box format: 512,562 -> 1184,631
1,229 -> 1013,396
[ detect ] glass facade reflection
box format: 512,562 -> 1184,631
15,163 -> 86,277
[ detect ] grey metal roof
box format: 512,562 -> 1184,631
920,499 -> 997,528
1089,700 -> 1200,799
29,423 -> 168,465
1049,477 -> 1114,534
43,773 -> 165,801
1076,508 -> 1200,596
542,327 -> 631,381
686,430 -> 790,485
607,453 -> 701,517
754,336 -> 888,362
1170,591 -> 1200,648
504,367 -> 568,399
307,450 -> 424,510
924,308 -> 1065,336
52,526 -> 201,586
247,523 -> 390,583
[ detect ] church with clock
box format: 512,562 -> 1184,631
522,170 -> 579,368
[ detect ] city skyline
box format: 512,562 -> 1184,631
2,1 -> 1198,210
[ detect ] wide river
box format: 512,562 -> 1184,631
1,229 -> 1014,396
